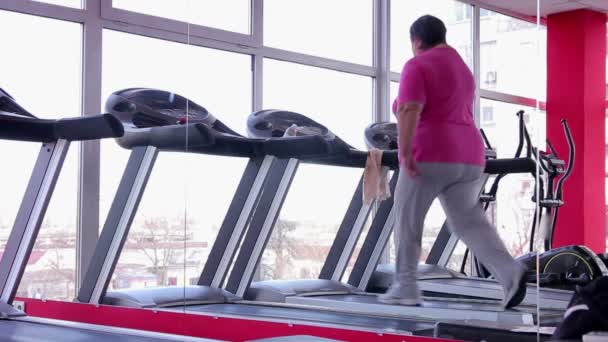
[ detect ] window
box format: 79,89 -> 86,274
480,41 -> 498,89
262,59 -> 372,150
480,10 -> 547,100
102,30 -> 252,292
33,0 -> 82,8
112,0 -> 251,34
257,59 -> 372,280
480,9 -> 494,18
0,10 -> 82,301
455,2 -> 472,22
482,105 -> 495,125
264,0 -> 372,65
391,0 -> 473,72
258,164 -> 363,281
480,99 -> 546,258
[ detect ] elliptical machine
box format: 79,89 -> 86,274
471,111 -> 608,290
514,114 -> 608,290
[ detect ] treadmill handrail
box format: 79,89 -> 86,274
484,158 -> 536,175
0,113 -> 124,142
299,149 -> 535,174
303,149 -> 399,169
117,122 -> 330,159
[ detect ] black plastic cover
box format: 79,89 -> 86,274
247,109 -> 398,168
107,88 -> 330,159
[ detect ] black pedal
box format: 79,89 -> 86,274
539,199 -> 564,208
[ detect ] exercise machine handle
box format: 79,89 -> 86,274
546,119 -> 575,250
480,128 -> 493,150
515,110 -> 525,158
555,119 -> 575,198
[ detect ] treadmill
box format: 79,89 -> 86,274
75,88 -> 438,336
361,118 -> 574,311
232,110 -> 563,326
0,88 -> 219,342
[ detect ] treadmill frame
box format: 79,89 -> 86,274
0,140 -> 70,316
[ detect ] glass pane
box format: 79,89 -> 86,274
16,149 -> 79,300
480,99 -> 546,258
480,10 -> 547,100
262,59 -> 372,149
0,11 -> 82,119
265,0 -> 372,65
0,10 -> 82,301
33,0 -> 82,8
391,0 -> 473,72
260,165 -> 362,280
0,141 -> 38,277
102,30 -> 251,292
258,59 -> 372,280
113,0 -> 251,34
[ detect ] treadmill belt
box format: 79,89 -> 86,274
181,303 -> 435,334
285,294 -> 538,326
419,277 -> 572,309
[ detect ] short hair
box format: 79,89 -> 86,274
410,15 -> 447,49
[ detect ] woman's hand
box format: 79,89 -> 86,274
405,156 -> 420,177
403,153 -> 419,177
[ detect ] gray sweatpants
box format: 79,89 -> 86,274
393,162 -> 520,288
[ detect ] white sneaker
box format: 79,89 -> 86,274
378,283 -> 422,306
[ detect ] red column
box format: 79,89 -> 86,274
547,9 -> 606,253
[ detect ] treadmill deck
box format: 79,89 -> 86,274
0,317 -> 217,342
283,294 -> 563,326
181,302 -> 436,335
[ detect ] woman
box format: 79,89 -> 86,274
379,15 -> 526,308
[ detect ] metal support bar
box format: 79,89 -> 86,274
225,158 -> 298,297
198,156 -> 274,287
0,140 -> 70,307
347,172 -> 399,290
77,146 -> 158,304
480,89 -> 547,111
251,0 -> 263,48
252,54 -> 264,111
76,0 -> 104,289
473,4 -> 481,126
373,0 -> 391,123
0,0 -> 87,23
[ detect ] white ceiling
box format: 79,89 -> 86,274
468,0 -> 608,18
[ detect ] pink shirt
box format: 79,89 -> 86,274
393,46 -> 485,166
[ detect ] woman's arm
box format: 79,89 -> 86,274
396,101 -> 424,175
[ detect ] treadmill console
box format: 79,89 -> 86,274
365,122 -> 397,150
0,88 -> 36,118
106,88 -> 217,129
247,109 -> 332,138
364,122 -> 497,159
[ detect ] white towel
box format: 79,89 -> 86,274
363,149 -> 391,205
283,124 -> 321,137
